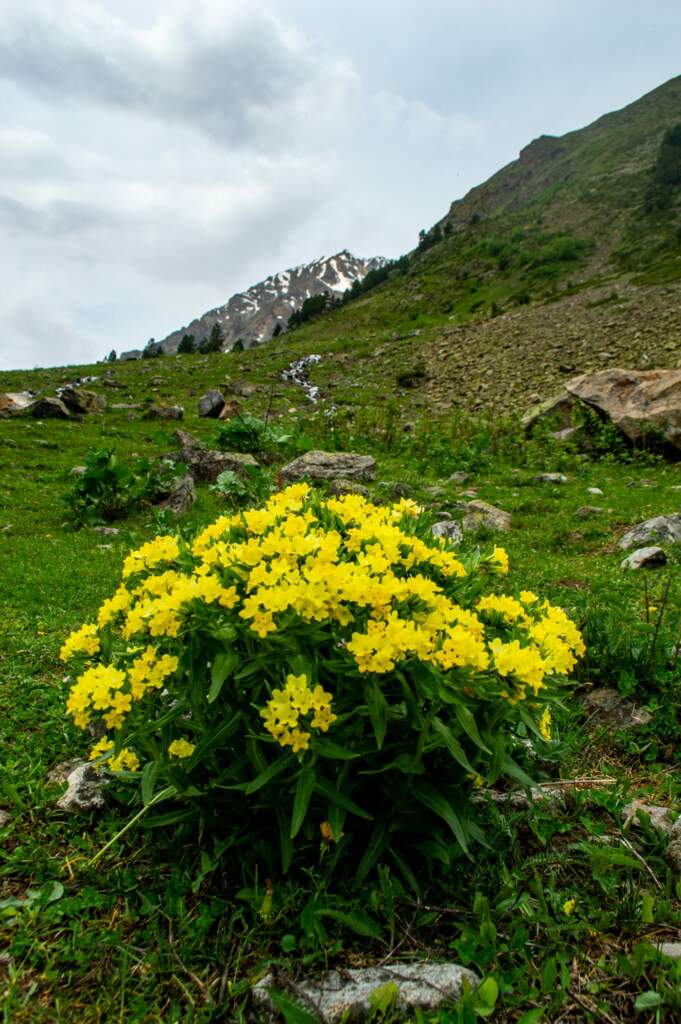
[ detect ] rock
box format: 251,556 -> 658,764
535,473 -> 568,483
92,526 -> 121,536
252,962 -> 479,1023
463,500 -> 511,533
551,426 -> 583,442
102,379 -> 125,389
156,474 -> 196,516
169,438 -> 259,484
54,762 -> 107,813
446,471 -> 468,484
565,368 -> 681,453
225,380 -> 255,398
619,514 -> 681,551
621,801 -> 678,834
141,405 -> 184,421
218,399 -> 242,420
666,819 -> 681,877
587,487 -> 604,495
580,687 -> 652,730
0,809 -> 11,827
577,506 -> 605,518
328,479 -> 370,497
656,942 -> 681,959
111,403 -> 142,410
280,451 -> 376,483
31,397 -> 70,420
198,390 -> 225,418
522,391 -> 575,433
431,520 -> 464,544
482,786 -> 566,811
621,546 -> 667,570
119,349 -> 143,361
0,391 -> 34,417
59,387 -> 107,414
70,465 -> 87,477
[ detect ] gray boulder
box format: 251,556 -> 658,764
620,546 -> 667,570
281,451 -> 376,483
141,405 -> 184,421
580,687 -> 652,730
522,391 -> 575,433
59,387 -> 107,414
198,390 -> 225,418
621,801 -> 678,834
252,962 -> 479,1023
31,397 -> 70,419
54,762 -> 107,813
463,499 -> 511,533
577,506 -> 605,518
432,520 -> 464,544
619,514 -> 681,550
328,479 -> 370,497
168,431 -> 258,484
566,368 -> 681,452
157,474 -> 196,517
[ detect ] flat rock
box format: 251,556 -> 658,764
328,479 -> 370,497
252,962 -> 479,1023
0,391 -> 34,417
0,809 -> 11,827
566,368 -> 681,452
281,451 -> 376,483
54,762 -> 107,813
431,520 -> 464,544
619,514 -> 681,551
59,387 -> 107,414
31,397 -> 70,420
587,487 -> 604,495
577,506 -> 605,518
580,687 -> 652,730
656,942 -> 681,959
621,801 -> 678,834
141,405 -> 184,421
92,526 -> 121,536
463,499 -> 511,533
198,390 -> 225,418
621,546 -> 667,570
156,474 -> 196,516
535,473 -> 568,483
169,442 -> 258,485
446,471 -> 468,484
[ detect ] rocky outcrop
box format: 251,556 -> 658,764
198,390 -> 225,418
168,429 -> 258,484
59,387 -> 107,414
566,368 -> 681,451
31,397 -> 70,419
580,687 -> 652,729
0,392 -> 34,417
463,500 -> 511,533
619,514 -> 681,550
157,474 -> 196,517
280,451 -> 376,483
620,546 -> 667,570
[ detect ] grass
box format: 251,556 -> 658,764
1,351 -> 681,1023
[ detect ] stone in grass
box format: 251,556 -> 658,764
431,520 -> 464,544
577,505 -> 605,518
156,474 -> 196,517
535,473 -> 568,483
92,526 -> 122,537
666,819 -> 681,878
462,500 -> 511,533
141,405 -> 184,421
51,761 -> 108,813
280,451 -> 376,483
657,942 -> 681,959
580,687 -> 652,730
197,390 -> 225,418
31,397 -> 70,419
0,809 -> 11,827
620,546 -> 667,570
621,800 -> 679,834
618,514 -> 681,551
328,479 -> 370,498
252,963 -> 480,1024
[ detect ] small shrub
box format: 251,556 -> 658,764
214,413 -> 292,458
62,487 -> 584,876
210,466 -> 273,507
64,448 -> 178,527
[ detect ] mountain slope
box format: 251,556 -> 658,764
158,251 -> 386,354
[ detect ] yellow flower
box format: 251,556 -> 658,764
168,738 -> 196,759
562,898 -> 576,916
490,546 -> 509,574
88,737 -> 114,761
60,622 -> 100,661
538,707 -> 552,741
109,748 -> 140,772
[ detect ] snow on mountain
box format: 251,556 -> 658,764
159,250 -> 387,353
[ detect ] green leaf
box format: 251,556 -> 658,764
267,988 -> 321,1024
277,808 -> 293,873
244,754 -> 294,795
314,777 -> 373,820
410,780 -> 469,853
140,761 -> 159,806
431,717 -> 475,772
368,982 -> 398,1015
500,753 -> 535,790
474,976 -> 499,1016
319,909 -> 382,939
454,705 -> 491,754
310,737 -> 359,760
207,651 -> 239,703
516,1009 -> 544,1024
290,767 -> 316,839
364,680 -> 388,749
641,892 -> 655,924
356,818 -> 389,884
634,991 -> 662,1010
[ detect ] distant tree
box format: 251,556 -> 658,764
107,350 -> 117,362
645,122 -> 681,211
178,333 -> 196,354
143,338 -> 163,359
231,338 -> 245,352
288,292 -> 334,329
199,322 -> 225,354
272,322 -> 283,338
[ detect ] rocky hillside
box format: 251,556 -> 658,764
157,251 -> 386,354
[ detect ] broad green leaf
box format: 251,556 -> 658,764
290,767 -> 316,839
356,818 -> 389,884
277,808 -> 293,873
364,680 -> 388,749
454,705 -> 491,754
319,909 -> 382,939
267,988 -> 321,1024
634,991 -> 662,1010
431,717 -> 475,772
501,754 -> 535,790
140,761 -> 159,806
474,976 -> 499,1016
207,651 -> 238,703
244,754 -> 294,794
516,1009 -> 544,1024
410,780 -> 469,853
314,777 -> 372,820
310,737 -> 359,760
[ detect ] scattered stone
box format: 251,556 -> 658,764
483,785 -> 566,811
70,465 -> 87,476
580,687 -> 652,730
621,801 -> 678,834
0,809 -> 11,827
566,368 -> 681,453
156,474 -> 196,517
92,526 -> 121,536
431,520 -> 464,544
198,390 -> 225,418
657,942 -> 681,959
621,546 -> 667,570
666,819 -> 681,877
102,379 -> 125,389
619,514 -> 681,551
577,506 -> 605,518
463,500 -> 511,533
141,405 -> 184,421
535,473 -> 568,483
168,433 -> 258,484
587,487 -> 604,495
0,391 -> 34,417
31,397 -> 70,420
252,962 -> 479,1023
225,380 -> 255,398
446,471 -> 468,484
280,451 -> 376,483
59,387 -> 107,414
218,399 -> 242,420
328,479 -> 370,497
54,762 -> 107,813
111,403 -> 142,410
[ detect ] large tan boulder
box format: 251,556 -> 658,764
0,392 -> 34,417
565,369 -> 681,451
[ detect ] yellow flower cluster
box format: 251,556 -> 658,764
168,738 -> 196,759
60,622 -> 100,661
88,737 -> 140,772
260,673 -> 336,752
66,645 -> 178,730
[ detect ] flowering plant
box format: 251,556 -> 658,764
62,485 -> 583,874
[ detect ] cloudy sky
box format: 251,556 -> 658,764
0,1 -> 679,370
